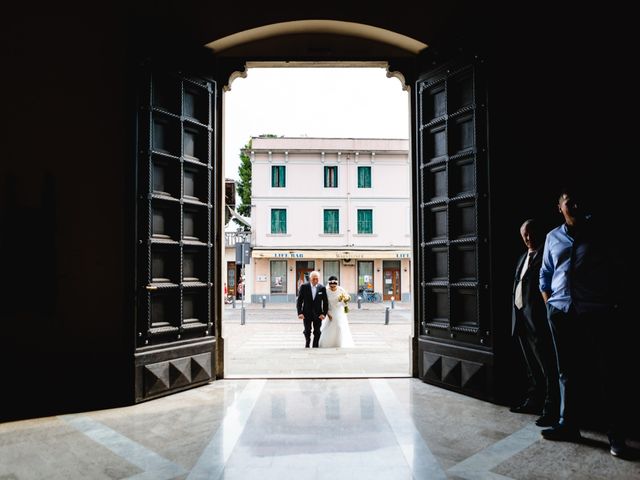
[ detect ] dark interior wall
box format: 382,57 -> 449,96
1,3 -> 633,425
485,17 -> 635,429
1,14 -> 132,420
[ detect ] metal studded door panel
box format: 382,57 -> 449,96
134,66 -> 216,402
415,56 -> 493,399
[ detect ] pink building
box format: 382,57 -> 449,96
249,137 -> 411,302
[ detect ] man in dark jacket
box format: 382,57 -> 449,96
511,219 -> 559,427
296,271 -> 329,348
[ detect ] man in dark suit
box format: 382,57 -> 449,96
296,270 -> 329,348
511,219 -> 559,427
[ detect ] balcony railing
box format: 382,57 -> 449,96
225,231 -> 251,247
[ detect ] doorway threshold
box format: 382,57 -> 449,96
224,373 -> 411,379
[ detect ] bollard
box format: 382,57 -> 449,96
357,296 -> 362,309
240,306 -> 246,325
232,297 -> 236,309
391,296 -> 395,309
262,295 -> 267,308
385,306 -> 390,325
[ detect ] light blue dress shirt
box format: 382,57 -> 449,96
539,224 -> 574,312
540,217 -> 617,314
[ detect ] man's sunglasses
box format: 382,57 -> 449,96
328,281 -> 338,285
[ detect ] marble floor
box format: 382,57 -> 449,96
1,379 -> 638,479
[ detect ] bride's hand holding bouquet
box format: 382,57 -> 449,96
338,292 -> 351,313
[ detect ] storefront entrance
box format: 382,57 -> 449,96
382,260 -> 401,301
296,261 -> 315,295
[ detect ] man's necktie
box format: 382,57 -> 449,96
514,252 -> 534,310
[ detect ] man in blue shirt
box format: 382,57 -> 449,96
539,187 -> 627,457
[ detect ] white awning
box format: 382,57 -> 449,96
251,249 -> 410,259
226,206 -> 251,228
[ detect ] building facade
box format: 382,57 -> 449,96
249,137 -> 411,302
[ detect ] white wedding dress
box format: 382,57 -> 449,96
318,286 -> 355,348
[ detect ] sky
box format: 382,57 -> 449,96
223,67 -> 409,180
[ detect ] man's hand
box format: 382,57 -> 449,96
298,314 -> 304,320
319,314 -> 325,320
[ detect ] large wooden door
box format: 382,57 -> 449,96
227,261 -> 236,298
134,65 -> 217,402
383,261 -> 401,301
414,54 -> 493,400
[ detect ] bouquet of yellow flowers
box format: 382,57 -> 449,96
338,292 -> 351,313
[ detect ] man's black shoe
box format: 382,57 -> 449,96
541,426 -> 581,442
535,415 -> 558,427
608,434 -> 628,459
509,402 -> 542,415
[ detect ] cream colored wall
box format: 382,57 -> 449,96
401,258 -> 412,295
253,258 -> 301,296
254,256 -> 412,298
249,137 -> 412,300
253,258 -> 270,295
251,138 -> 410,249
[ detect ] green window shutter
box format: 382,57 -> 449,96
271,209 -> 286,233
280,166 -> 285,187
272,166 -> 286,187
324,209 -> 339,234
357,209 -> 372,234
358,166 -> 371,188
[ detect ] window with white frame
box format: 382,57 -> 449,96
357,209 -> 373,234
357,166 -> 371,188
323,209 -> 339,234
271,165 -> 285,187
323,260 -> 340,284
270,208 -> 287,234
324,166 -> 338,188
270,260 -> 287,294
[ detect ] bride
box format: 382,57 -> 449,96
318,276 -> 355,348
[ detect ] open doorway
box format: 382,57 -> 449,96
133,21 -> 494,404
221,65 -> 413,378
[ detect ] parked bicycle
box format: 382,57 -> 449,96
359,288 -> 382,303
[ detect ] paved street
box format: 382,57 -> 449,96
223,300 -> 412,323
222,302 -> 413,378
